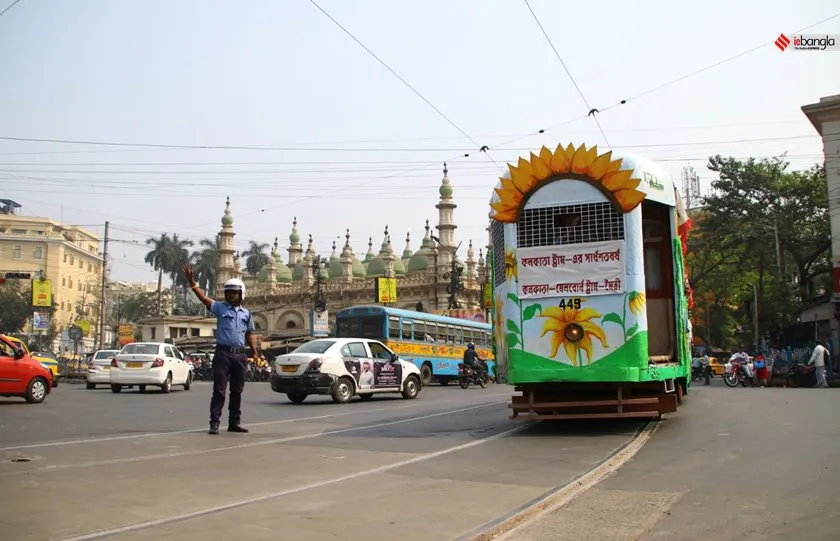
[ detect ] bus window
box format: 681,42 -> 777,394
388,316 -> 401,339
401,319 -> 413,340
414,321 -> 427,341
446,325 -> 455,343
454,326 -> 464,344
427,323 -> 439,342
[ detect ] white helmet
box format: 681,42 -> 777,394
223,278 -> 246,300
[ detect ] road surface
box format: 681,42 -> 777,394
0,382 -> 643,541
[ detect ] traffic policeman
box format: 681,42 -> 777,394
184,264 -> 259,435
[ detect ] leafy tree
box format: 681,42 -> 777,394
119,292 -> 160,323
0,281 -> 32,333
190,236 -> 220,294
688,155 -> 828,349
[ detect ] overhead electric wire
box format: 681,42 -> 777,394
306,0 -> 501,171
522,0 -> 610,147
0,0 -> 22,19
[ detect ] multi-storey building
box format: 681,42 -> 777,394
0,201 -> 103,335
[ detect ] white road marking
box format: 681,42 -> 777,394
58,421 -> 534,541
2,401 -> 508,475
466,420 -> 660,541
0,395 -> 491,452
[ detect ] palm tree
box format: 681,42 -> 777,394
243,240 -> 270,277
191,236 -> 220,294
166,234 -> 194,308
145,233 -> 173,314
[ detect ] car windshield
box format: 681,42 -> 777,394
120,344 -> 160,355
33,351 -> 56,359
95,351 -> 118,359
293,340 -> 336,354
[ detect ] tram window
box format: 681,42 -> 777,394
518,202 -> 624,248
402,320 -> 413,340
388,317 -> 401,339
644,246 -> 663,290
414,322 -> 427,341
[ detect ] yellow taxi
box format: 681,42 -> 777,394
31,350 -> 61,386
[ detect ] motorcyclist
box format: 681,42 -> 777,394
462,343 -> 486,380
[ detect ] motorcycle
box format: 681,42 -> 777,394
458,362 -> 488,389
723,358 -> 753,387
691,364 -> 710,382
785,363 -> 816,388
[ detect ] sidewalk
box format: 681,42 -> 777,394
496,385 -> 840,540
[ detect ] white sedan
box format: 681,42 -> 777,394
270,338 -> 422,404
109,342 -> 192,393
86,349 -> 121,389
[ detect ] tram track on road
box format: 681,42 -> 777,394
455,419 -> 660,541
2,400 -> 509,476
0,393 -> 499,452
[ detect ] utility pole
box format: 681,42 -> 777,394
98,221 -> 110,351
312,256 -> 326,312
447,242 -> 464,310
753,284 -> 759,353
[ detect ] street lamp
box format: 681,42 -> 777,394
311,256 -> 327,313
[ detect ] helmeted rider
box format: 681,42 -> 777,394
462,342 -> 486,379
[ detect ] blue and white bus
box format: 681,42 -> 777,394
334,305 -> 495,386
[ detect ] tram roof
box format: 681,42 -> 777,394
489,145 -> 679,216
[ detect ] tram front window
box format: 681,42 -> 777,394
335,316 -> 386,340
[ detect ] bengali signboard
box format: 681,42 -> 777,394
32,311 -> 50,331
517,240 -> 626,299
311,309 -> 329,337
374,277 -> 398,303
118,324 -> 135,345
31,279 -> 52,307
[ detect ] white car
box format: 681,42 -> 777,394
109,342 -> 192,393
86,349 -> 121,389
270,338 -> 422,404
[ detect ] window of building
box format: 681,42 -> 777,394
11,228 -> 26,234
191,328 -> 200,337
63,252 -> 67,263
87,262 -> 92,272
34,246 -> 43,259
151,327 -> 157,340
517,201 -> 624,248
70,255 -> 75,265
12,245 -> 21,258
62,277 -> 66,287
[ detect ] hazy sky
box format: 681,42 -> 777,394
1,0 -> 838,283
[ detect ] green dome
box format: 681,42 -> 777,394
257,266 -> 269,283
407,251 -> 430,273
351,258 -> 366,278
439,182 -> 453,197
328,242 -> 343,279
289,217 -> 300,244
367,256 -> 386,277
393,257 -> 406,277
292,263 -> 306,281
222,214 -> 233,226
275,254 -> 293,284
362,237 -> 375,266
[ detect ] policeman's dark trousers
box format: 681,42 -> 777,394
210,350 -> 247,426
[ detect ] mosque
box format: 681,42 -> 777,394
213,165 -> 490,338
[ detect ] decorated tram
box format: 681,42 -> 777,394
488,143 -> 693,420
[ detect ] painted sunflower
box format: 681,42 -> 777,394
538,306 -> 608,366
628,291 -> 646,317
504,250 -> 517,281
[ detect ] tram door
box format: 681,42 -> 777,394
641,201 -> 676,361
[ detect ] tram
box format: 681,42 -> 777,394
488,143 -> 693,420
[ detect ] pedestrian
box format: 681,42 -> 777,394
701,352 -> 711,385
754,353 -> 769,387
183,264 -> 260,434
808,339 -> 830,389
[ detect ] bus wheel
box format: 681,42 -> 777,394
420,363 -> 433,386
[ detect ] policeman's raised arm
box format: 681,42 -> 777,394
183,263 -> 213,309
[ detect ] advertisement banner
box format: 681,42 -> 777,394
517,240 -> 626,299
118,324 -> 135,345
433,309 -> 487,323
311,309 -> 329,337
343,358 -> 403,390
32,311 -> 50,330
31,279 -> 53,307
483,283 -> 492,309
374,277 -> 397,303
77,320 -> 92,336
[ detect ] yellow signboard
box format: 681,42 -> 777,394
375,277 -> 397,304
31,279 -> 53,307
386,340 -> 494,360
118,324 -> 135,345
77,320 -> 92,336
